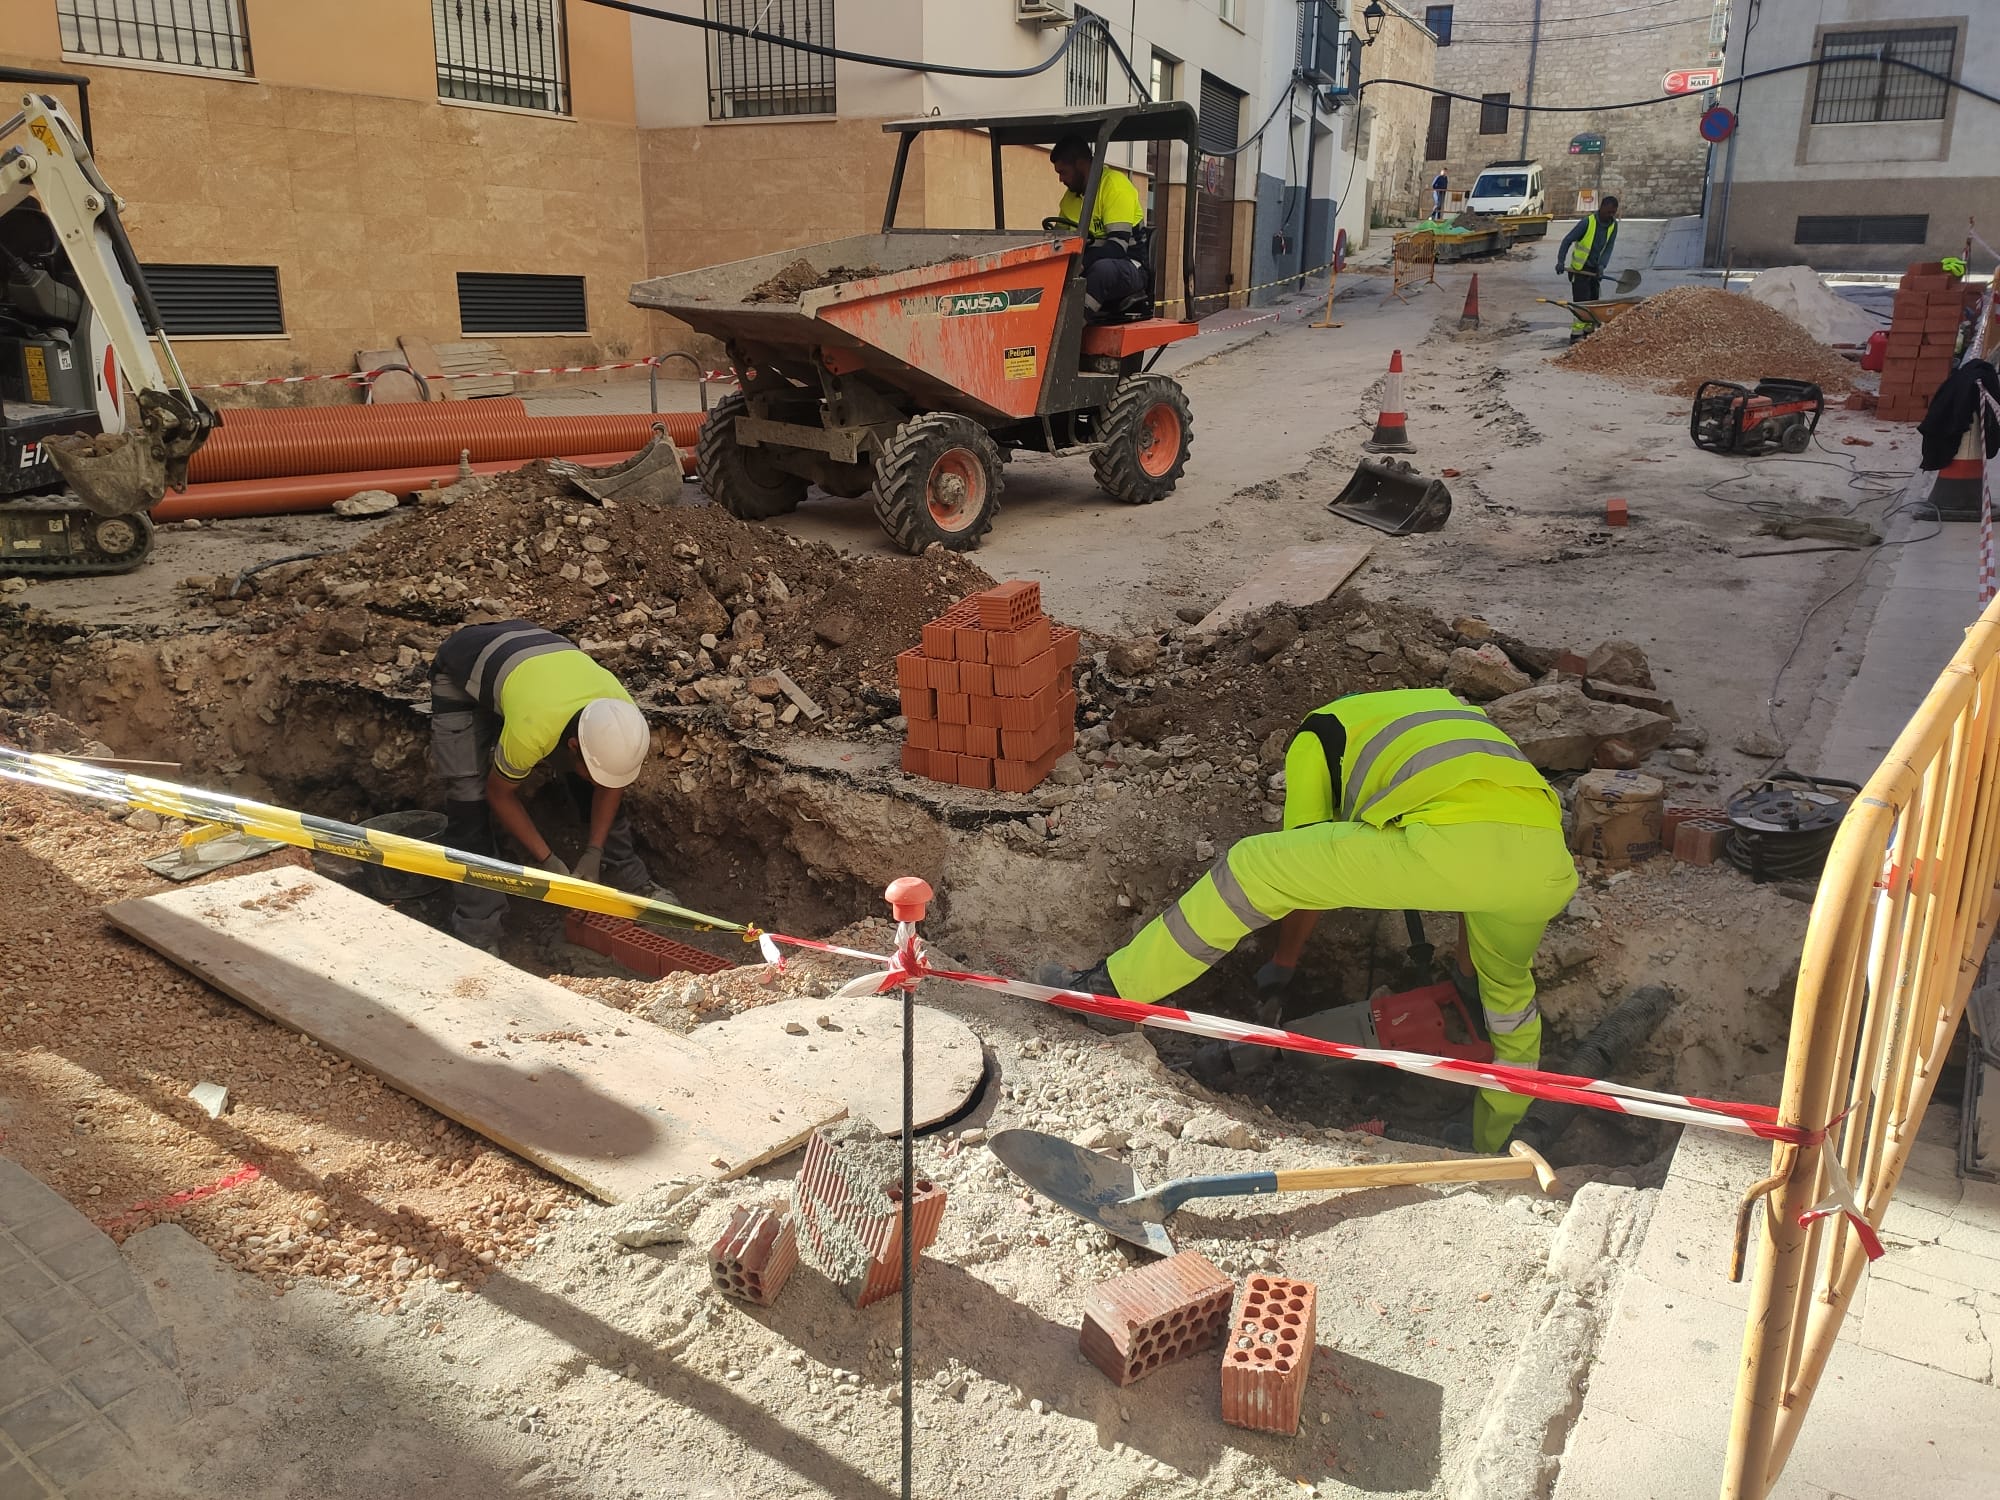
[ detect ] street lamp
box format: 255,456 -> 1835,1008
1360,2 -> 1386,45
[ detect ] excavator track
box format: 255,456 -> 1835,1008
0,498 -> 155,577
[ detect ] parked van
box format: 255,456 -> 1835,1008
1467,160 -> 1545,216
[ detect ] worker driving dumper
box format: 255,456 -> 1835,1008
1048,135 -> 1149,324
1039,688 -> 1580,1152
429,620 -> 662,950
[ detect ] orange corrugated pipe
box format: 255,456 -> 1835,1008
152,445 -> 697,521
189,411 -> 707,483
214,399 -> 531,424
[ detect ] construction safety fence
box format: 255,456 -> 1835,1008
1723,591 -> 2000,1498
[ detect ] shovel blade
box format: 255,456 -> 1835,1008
1328,458 -> 1453,537
988,1128 -> 1177,1256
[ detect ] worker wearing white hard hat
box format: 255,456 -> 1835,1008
429,620 -> 661,948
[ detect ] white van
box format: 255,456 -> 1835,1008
1467,160 -> 1546,216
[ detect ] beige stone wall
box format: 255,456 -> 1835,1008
1359,9 -> 1441,221
1432,0 -> 1714,217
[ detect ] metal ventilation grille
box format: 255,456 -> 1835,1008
1198,73 -> 1243,154
139,263 -> 283,336
456,272 -> 587,335
1794,215 -> 1930,246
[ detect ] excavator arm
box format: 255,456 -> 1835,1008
0,94 -> 214,515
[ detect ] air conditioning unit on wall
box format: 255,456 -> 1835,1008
1017,0 -> 1074,26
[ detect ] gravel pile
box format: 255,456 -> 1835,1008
1557,286 -> 1858,397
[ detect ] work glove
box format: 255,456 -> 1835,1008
572,846 -> 604,885
1253,961 -> 1294,1028
537,853 -> 568,878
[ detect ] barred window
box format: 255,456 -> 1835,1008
1479,93 -> 1510,135
1067,7 -> 1108,108
434,0 -> 570,114
1812,27 -> 1956,125
58,0 -> 250,75
1426,6 -> 1454,46
707,0 -> 835,120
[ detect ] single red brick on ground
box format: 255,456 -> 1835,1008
1080,1250 -> 1235,1386
709,1203 -> 800,1307
1220,1275 -> 1318,1434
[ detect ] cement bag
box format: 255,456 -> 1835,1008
1569,769 -> 1663,866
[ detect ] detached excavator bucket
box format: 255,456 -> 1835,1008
42,430 -> 170,517
1327,458 -> 1453,536
548,425 -> 684,507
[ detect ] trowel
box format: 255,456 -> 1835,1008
990,1128 -> 1557,1255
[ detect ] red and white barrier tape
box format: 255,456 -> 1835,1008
1978,387 -> 1998,606
193,358 -> 736,391
760,930 -> 1884,1257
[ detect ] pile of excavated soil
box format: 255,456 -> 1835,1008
743,257 -> 885,303
1557,285 -> 1858,397
213,463 -> 996,728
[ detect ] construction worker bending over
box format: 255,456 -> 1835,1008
1042,689 -> 1578,1152
429,619 -> 656,949
1556,195 -> 1618,340
1048,135 -> 1148,323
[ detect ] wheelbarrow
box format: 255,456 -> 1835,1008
1539,293 -> 1644,334
549,424 -> 684,506
1327,457 -> 1453,536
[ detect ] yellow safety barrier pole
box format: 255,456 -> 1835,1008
0,744 -> 747,937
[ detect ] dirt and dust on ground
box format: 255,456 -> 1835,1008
744,257 -> 888,303
1555,285 -> 1859,397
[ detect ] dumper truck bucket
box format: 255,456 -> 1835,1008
549,425 -> 683,506
1327,458 -> 1453,536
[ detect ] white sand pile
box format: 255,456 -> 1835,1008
1742,266 -> 1882,346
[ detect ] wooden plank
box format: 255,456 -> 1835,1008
105,868 -> 842,1202
1193,541 -> 1372,636
694,996 -> 985,1137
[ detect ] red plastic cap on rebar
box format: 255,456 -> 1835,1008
884,877 -> 933,922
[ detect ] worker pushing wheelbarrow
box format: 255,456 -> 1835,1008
629,103 -> 1206,554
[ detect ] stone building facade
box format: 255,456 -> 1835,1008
1428,0 -> 1721,218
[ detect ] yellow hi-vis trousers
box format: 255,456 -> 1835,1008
1105,819 -> 1579,1152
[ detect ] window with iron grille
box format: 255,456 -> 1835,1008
457,272 -> 587,335
140,264 -> 282,337
1795,214 -> 1930,247
1425,96 -> 1451,160
1426,6 -> 1454,46
58,0 -> 250,75
1067,8 -> 1109,108
706,0 -> 835,120
1811,27 -> 1955,125
434,1 -> 570,113
1479,92 -> 1510,135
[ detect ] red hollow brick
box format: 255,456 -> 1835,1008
969,694 -> 1004,730
1080,1251 -> 1235,1386
958,755 -> 994,790
1660,805 -> 1724,849
1050,624 -> 1080,671
792,1123 -> 948,1308
562,909 -> 734,979
1674,818 -> 1731,866
1605,498 -> 1628,527
995,738 -> 1077,795
966,723 -> 999,758
954,625 -> 989,663
974,580 -> 1043,632
709,1204 -> 800,1307
993,649 -> 1064,700
906,718 -> 938,751
1220,1276 -> 1318,1434
996,682 -> 1063,732
921,602 -> 976,659
986,616 -> 1055,668
936,692 -> 971,725
926,658 -> 961,693
928,751 -> 959,783
896,649 -> 927,691
936,722 -> 967,754
1000,711 -> 1072,763
899,686 -> 935,722
959,660 -> 994,697
900,744 -> 931,777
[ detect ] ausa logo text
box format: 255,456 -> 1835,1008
900,287 -> 1044,318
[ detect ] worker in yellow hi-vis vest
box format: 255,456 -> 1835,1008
1040,688 -> 1578,1152
1556,195 -> 1619,340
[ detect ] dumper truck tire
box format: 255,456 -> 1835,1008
695,391 -> 809,520
1091,375 -> 1192,505
871,413 -> 1003,554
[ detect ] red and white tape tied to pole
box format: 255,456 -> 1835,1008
761,930 -> 1885,1259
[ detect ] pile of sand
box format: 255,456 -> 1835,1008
1741,266 -> 1882,346
1558,285 -> 1858,397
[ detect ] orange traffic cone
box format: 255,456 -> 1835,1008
1930,423 -> 1984,522
1363,349 -> 1416,453
1459,274 -> 1480,331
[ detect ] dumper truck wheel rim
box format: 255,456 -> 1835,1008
1137,403 -> 1183,479
927,449 -> 988,533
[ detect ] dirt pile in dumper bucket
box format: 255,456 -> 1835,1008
202,463 -> 994,729
743,257 -> 886,303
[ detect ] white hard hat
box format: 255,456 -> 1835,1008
577,698 -> 649,788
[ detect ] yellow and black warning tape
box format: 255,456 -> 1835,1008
0,745 -> 749,938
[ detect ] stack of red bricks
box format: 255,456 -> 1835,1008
1877,260 -> 1976,425
897,580 -> 1080,794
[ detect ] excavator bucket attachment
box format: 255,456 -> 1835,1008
1327,458 -> 1453,536
548,425 -> 684,506
42,430 -> 170,517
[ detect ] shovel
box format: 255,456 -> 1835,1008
990,1128 -> 1557,1256
1327,458 -> 1453,536
1614,267 -> 1643,294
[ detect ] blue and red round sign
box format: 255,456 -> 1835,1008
1700,106 -> 1736,143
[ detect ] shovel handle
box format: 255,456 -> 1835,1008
1154,1141 -> 1556,1211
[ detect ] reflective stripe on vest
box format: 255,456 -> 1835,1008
1568,215 -> 1614,272
1486,999 -> 1540,1034
1327,689 -> 1548,828
1341,708 -> 1493,819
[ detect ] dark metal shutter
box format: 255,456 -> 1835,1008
1198,73 -> 1242,155
456,272 -> 588,335
140,264 -> 283,336
1426,96 -> 1451,160
1794,214 -> 1930,246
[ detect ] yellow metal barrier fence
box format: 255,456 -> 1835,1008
1723,595 -> 2000,1496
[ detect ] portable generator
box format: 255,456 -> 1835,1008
1690,379 -> 1825,457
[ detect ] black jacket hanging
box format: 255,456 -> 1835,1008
1919,358 -> 2000,471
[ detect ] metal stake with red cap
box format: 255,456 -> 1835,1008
880,876 -> 932,1500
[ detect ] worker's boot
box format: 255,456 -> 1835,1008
1032,959 -> 1131,1035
